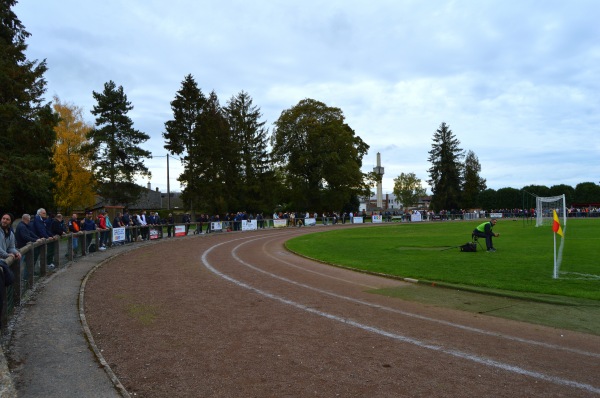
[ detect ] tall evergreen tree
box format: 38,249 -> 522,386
461,150 -> 486,209
197,91 -> 234,214
427,122 -> 464,211
163,74 -> 206,211
224,91 -> 271,213
0,1 -> 58,214
87,81 -> 151,206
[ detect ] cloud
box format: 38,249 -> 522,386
14,0 -> 600,195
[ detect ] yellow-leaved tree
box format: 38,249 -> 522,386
52,97 -> 96,213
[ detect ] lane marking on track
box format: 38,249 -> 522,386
235,235 -> 600,359
261,241 -> 381,290
202,239 -> 600,395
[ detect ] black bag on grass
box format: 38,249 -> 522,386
460,242 -> 477,252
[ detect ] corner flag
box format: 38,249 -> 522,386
552,210 -> 563,237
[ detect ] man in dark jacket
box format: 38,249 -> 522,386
81,212 -> 97,252
15,214 -> 41,280
15,214 -> 40,249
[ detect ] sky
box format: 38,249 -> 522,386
14,0 -> 600,195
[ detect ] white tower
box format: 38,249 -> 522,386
373,152 -> 384,209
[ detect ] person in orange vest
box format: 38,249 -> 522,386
68,213 -> 81,255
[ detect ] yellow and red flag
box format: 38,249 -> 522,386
552,210 -> 563,237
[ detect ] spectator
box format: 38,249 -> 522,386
182,213 -> 191,235
97,212 -> 108,250
18,214 -> 42,276
112,212 -> 124,246
51,213 -> 67,237
0,213 -> 22,262
122,210 -> 131,243
16,214 -> 41,249
139,210 -> 148,240
81,211 -> 97,252
32,208 -> 57,270
67,213 -> 81,256
166,213 -> 174,237
0,258 -> 15,329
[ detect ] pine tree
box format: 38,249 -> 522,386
52,97 -> 96,213
87,81 -> 151,206
0,1 -> 58,214
461,150 -> 486,209
195,90 -> 233,214
163,74 -> 206,211
427,122 -> 464,212
224,91 -> 271,213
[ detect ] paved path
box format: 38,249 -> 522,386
2,244 -> 140,397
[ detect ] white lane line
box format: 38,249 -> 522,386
260,240 -> 381,289
240,236 -> 600,359
202,240 -> 600,395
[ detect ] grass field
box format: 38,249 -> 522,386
285,218 -> 600,301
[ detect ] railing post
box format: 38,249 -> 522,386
39,241 -> 47,276
53,238 -> 60,268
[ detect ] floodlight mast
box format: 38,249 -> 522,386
373,152 -> 385,209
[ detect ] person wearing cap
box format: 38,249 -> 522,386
473,218 -> 500,252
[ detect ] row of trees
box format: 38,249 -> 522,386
163,77 -> 371,215
2,1 -> 597,217
1,2 -> 371,216
393,122 -> 487,211
394,122 -> 599,212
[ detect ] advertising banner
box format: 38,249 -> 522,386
211,222 -> 223,232
411,212 -> 422,222
273,219 -> 287,228
304,218 -> 317,226
242,220 -> 257,231
175,225 -> 186,237
352,216 -> 363,224
372,215 -> 383,223
149,228 -> 160,240
112,227 -> 125,243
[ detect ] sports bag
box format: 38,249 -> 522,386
460,242 -> 477,252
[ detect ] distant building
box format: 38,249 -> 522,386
359,193 -> 431,212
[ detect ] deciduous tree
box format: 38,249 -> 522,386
393,172 -> 426,210
574,182 -> 600,204
52,97 -> 96,213
271,98 -> 369,212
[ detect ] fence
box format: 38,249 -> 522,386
1,211 -> 536,329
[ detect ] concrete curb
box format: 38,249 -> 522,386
79,250 -> 134,398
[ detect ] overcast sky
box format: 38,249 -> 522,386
14,1 -> 600,195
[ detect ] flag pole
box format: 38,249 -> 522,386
553,231 -> 557,279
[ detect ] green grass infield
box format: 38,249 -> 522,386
286,218 -> 600,301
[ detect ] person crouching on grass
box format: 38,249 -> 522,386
473,218 -> 500,252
